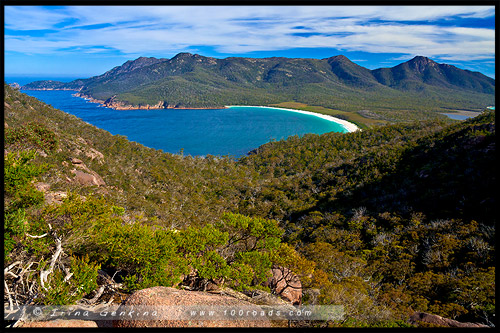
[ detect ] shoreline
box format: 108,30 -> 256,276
25,88 -> 360,132
72,92 -> 229,110
228,105 -> 360,133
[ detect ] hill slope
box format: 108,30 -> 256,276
4,84 -> 495,327
22,54 -> 495,120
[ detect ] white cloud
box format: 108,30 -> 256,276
4,6 -> 70,30
4,5 -> 495,62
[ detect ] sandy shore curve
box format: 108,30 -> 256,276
227,105 -> 360,133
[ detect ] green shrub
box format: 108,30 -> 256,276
38,255 -> 100,305
4,235 -> 17,260
4,209 -> 28,258
4,150 -> 49,200
225,262 -> 255,291
4,150 -> 50,259
192,250 -> 230,281
228,251 -> 272,290
40,198 -> 296,293
5,122 -> 58,152
91,218 -> 190,291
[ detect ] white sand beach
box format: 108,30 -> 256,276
228,105 -> 360,133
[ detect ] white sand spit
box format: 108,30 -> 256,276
228,105 -> 360,133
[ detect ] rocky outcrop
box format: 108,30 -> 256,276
34,182 -> 68,205
36,149 -> 48,157
20,319 -> 98,327
244,289 -> 296,309
409,312 -> 489,328
74,92 -> 226,110
72,92 -> 107,106
264,266 -> 302,305
101,96 -> 203,110
71,157 -> 84,165
101,95 -> 167,110
85,148 -> 104,163
71,169 -> 106,186
68,157 -> 106,186
242,289 -> 296,328
112,286 -> 272,328
34,182 -> 51,193
69,140 -> 105,164
8,82 -> 21,90
45,191 -> 68,205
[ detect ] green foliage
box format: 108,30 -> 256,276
40,192 -> 118,242
233,251 -> 272,286
453,267 -> 495,323
225,262 -> 255,291
192,250 -> 229,281
178,224 -> 228,258
39,255 -> 100,305
111,205 -> 125,215
4,150 -> 48,205
4,209 -> 28,258
4,150 -> 50,259
215,212 -> 283,253
270,243 -> 316,289
38,194 -> 292,292
97,221 -> 189,290
5,121 -> 58,152
45,195 -> 189,290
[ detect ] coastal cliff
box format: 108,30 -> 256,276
73,92 -> 227,110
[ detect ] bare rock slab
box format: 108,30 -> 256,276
409,312 -> 489,328
71,169 -> 106,186
20,319 -> 98,328
113,286 -> 272,328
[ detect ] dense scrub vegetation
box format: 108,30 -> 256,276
4,84 -> 495,327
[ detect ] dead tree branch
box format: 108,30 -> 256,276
40,237 -> 63,291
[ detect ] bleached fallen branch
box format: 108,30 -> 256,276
63,267 -> 73,283
63,273 -> 73,282
88,286 -> 106,304
83,281 -> 123,305
4,261 -> 22,273
26,233 -> 48,239
40,237 -> 63,291
5,271 -> 19,279
18,261 -> 35,278
5,280 -> 14,311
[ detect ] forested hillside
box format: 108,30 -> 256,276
22,54 -> 495,123
4,84 -> 495,327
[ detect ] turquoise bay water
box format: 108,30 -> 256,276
12,82 -> 347,157
441,113 -> 473,120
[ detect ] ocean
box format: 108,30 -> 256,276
5,76 -> 348,157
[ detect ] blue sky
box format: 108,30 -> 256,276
4,5 -> 496,79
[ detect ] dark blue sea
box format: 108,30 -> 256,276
6,76 -> 348,157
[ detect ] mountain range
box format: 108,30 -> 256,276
22,53 -> 494,118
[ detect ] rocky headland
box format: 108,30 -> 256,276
73,92 -> 227,110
